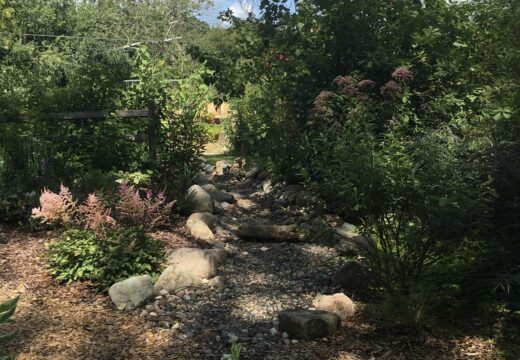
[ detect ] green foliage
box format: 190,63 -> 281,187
156,65 -> 214,198
221,343 -> 241,360
222,0 -> 520,320
0,296 -> 19,360
47,227 -> 163,291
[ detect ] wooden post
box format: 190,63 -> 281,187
147,103 -> 160,169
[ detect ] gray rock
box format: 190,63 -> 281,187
332,260 -> 375,293
333,223 -> 375,255
208,275 -> 225,289
335,222 -> 357,238
278,309 -> 340,340
167,247 -> 226,279
210,190 -> 235,204
186,212 -> 215,242
261,180 -> 273,193
206,248 -> 228,264
235,178 -> 254,189
187,212 -> 216,228
312,293 -> 356,320
201,184 -> 219,193
188,185 -> 214,214
192,173 -> 211,186
108,275 -> 154,310
154,266 -> 202,294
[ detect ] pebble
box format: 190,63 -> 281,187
159,289 -> 169,296
260,247 -> 269,252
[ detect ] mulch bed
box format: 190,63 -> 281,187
0,218 -> 500,359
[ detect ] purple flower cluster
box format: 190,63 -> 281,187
357,79 -> 375,92
380,80 -> 402,96
332,76 -> 355,87
392,66 -> 414,82
314,90 -> 335,108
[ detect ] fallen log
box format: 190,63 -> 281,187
237,224 -> 308,242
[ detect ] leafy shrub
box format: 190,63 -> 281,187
47,227 -> 163,291
0,296 -> 19,360
302,69 -> 494,298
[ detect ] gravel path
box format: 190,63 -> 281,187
0,166 -> 498,359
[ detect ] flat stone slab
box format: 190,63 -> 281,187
278,309 -> 341,340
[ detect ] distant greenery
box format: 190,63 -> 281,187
0,0 -> 213,220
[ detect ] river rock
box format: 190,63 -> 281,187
167,248 -> 225,279
278,309 -> 340,340
186,212 -> 215,242
109,275 -> 154,310
188,185 -> 214,214
154,266 -> 202,294
312,293 -> 356,320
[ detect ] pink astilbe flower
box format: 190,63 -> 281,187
380,80 -> 402,96
79,193 -> 117,234
117,183 -> 146,224
357,79 -> 375,92
392,66 -> 414,82
142,190 -> 175,230
31,184 -> 77,225
117,183 -> 174,230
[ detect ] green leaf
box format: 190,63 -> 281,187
0,297 -> 18,313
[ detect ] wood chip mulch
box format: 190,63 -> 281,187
0,221 -> 500,360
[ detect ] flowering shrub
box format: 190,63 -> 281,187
31,185 -> 77,226
79,193 -> 117,235
31,183 -> 174,231
117,183 -> 174,230
31,184 -> 171,290
303,67 -> 494,297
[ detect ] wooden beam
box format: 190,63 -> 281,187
0,109 -> 151,123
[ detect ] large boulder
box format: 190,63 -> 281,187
186,212 -> 215,242
206,248 -> 228,264
154,266 -> 202,294
188,185 -> 214,214
201,184 -> 219,193
167,247 -> 227,279
278,309 -> 341,340
210,190 -> 235,204
312,293 -> 356,320
192,173 -> 211,186
332,261 -> 375,294
109,275 -> 153,310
